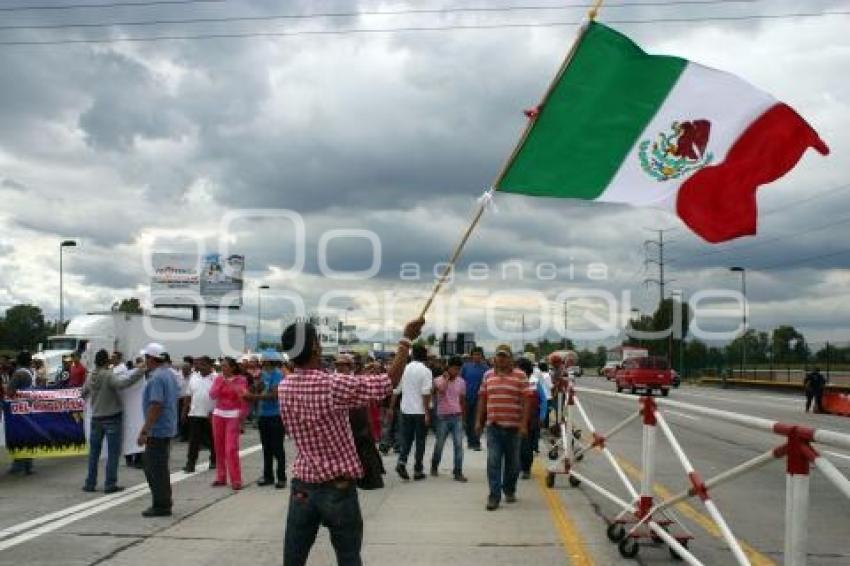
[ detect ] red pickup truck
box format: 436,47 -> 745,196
614,356 -> 673,396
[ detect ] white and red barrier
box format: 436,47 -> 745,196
545,384 -> 850,565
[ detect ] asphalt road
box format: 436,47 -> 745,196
558,376 -> 850,565
1,381 -> 848,565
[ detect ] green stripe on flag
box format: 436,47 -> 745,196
496,22 -> 687,199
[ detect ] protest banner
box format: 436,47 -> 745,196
2,388 -> 87,458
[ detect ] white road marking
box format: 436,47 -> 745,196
664,410 -> 700,421
824,450 -> 850,462
0,443 -> 262,551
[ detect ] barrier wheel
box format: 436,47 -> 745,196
618,538 -> 640,559
606,523 -> 626,543
548,448 -> 560,460
545,472 -> 555,489
669,539 -> 688,560
572,429 -> 582,440
576,453 -> 585,462
568,475 -> 581,488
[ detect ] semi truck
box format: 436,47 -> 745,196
36,312 -> 246,381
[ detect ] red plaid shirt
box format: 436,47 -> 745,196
279,368 -> 392,483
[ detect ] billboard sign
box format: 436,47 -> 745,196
151,253 -> 244,308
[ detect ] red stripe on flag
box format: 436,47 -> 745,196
676,103 -> 829,243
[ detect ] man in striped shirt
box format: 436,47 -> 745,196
475,344 -> 530,511
279,317 -> 424,566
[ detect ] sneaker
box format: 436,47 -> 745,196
81,485 -> 97,493
521,471 -> 531,480
453,473 -> 468,483
395,464 -> 410,481
430,467 -> 439,477
141,507 -> 172,518
413,472 -> 427,481
505,493 -> 517,504
486,497 -> 499,511
257,478 -> 275,487
104,486 -> 125,494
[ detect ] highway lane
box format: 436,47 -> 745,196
554,376 -> 850,564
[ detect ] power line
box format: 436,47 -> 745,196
670,214 -> 850,264
1,9 -> 849,46
0,0 -> 225,13
0,1 -> 763,32
757,248 -> 850,271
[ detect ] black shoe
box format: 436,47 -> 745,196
521,471 -> 531,480
104,486 -> 125,494
453,473 -> 468,483
413,472 -> 427,481
257,478 -> 275,487
209,462 -> 217,470
81,485 -> 96,493
471,446 -> 482,452
141,507 -> 172,518
275,480 -> 287,489
182,465 -> 195,473
430,467 -> 439,477
505,493 -> 517,503
395,464 -> 410,481
486,496 -> 499,511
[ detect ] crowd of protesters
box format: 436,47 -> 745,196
2,320 -> 578,566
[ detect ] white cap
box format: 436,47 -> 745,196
139,342 -> 166,360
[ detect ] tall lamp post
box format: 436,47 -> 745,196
59,240 -> 77,332
730,267 -> 747,380
256,285 -> 269,351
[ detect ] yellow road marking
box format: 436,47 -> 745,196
616,458 -> 775,566
532,461 -> 595,566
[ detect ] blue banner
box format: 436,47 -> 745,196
2,388 -> 87,458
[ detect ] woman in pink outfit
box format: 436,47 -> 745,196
209,357 -> 248,490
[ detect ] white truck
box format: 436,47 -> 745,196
36,312 -> 246,381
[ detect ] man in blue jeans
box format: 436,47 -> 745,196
430,356 -> 467,482
475,345 -> 529,511
81,349 -> 144,493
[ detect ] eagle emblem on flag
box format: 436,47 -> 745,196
638,119 -> 714,181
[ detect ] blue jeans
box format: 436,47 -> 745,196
486,425 -> 521,501
284,479 -> 363,566
86,414 -> 123,490
431,414 -> 463,474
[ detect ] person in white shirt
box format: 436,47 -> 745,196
181,356 -> 217,473
394,344 -> 432,481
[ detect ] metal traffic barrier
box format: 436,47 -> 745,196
544,383 -> 850,565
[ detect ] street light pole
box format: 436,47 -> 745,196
59,240 -> 77,332
256,285 -> 269,351
730,267 -> 747,380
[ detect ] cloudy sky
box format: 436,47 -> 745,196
0,0 -> 847,350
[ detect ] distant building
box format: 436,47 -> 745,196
439,332 -> 476,357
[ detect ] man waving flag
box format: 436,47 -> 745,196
496,21 -> 829,243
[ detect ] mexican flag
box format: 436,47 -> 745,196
496,22 -> 829,243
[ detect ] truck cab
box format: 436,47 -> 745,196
614,356 -> 673,396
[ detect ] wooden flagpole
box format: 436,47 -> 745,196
416,0 -> 605,319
